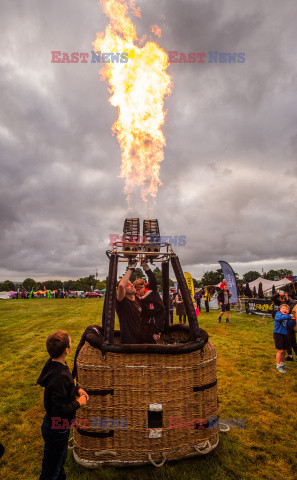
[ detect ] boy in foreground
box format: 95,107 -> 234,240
274,305 -> 296,373
37,330 -> 89,479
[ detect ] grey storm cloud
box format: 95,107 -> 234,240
1,0 -> 297,281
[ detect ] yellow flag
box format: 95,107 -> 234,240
184,272 -> 195,298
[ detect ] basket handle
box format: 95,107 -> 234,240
194,440 -> 212,454
68,434 -> 74,451
148,452 -> 166,467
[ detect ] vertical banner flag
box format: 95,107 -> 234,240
174,282 -> 178,292
218,260 -> 238,303
184,272 -> 195,298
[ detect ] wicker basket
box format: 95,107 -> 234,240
73,326 -> 219,467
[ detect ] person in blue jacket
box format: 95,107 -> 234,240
274,304 -> 296,373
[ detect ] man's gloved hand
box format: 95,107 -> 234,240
128,259 -> 137,270
141,258 -> 150,271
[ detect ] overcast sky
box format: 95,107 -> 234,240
1,0 -> 297,282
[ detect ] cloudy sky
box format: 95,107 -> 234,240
1,0 -> 297,282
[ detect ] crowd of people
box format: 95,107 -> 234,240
6,289 -> 101,299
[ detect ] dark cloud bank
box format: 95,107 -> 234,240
1,0 -> 297,281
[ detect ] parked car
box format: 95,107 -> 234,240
68,291 -> 85,298
85,292 -> 103,298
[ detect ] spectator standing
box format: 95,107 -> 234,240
175,290 -> 186,324
271,291 -> 286,318
218,285 -> 232,323
194,302 -> 200,318
286,301 -> 297,361
194,289 -> 202,311
204,288 -> 211,313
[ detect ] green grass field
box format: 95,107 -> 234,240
0,299 -> 297,480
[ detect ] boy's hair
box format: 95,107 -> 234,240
134,278 -> 145,287
280,304 -> 289,310
46,330 -> 70,358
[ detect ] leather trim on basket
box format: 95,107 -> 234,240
86,326 -> 209,354
86,389 -> 114,396
77,428 -> 114,438
193,380 -> 217,392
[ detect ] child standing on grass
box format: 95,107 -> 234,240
194,302 -> 200,318
274,305 -> 296,373
37,330 -> 89,479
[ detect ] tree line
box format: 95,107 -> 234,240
0,268 -> 293,292
0,276 -> 106,292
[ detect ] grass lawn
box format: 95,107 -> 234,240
0,299 -> 297,480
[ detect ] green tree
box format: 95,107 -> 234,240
44,280 -> 63,291
63,280 -> 77,291
22,278 -> 38,291
68,275 -> 97,292
243,271 -> 260,283
96,281 -> 106,290
152,267 -> 162,288
129,268 -> 146,283
193,277 -> 203,288
278,269 -> 293,277
201,269 -> 223,286
1,280 -> 16,291
264,269 -> 293,280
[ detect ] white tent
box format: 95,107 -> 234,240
265,277 -> 292,294
0,292 -> 11,300
245,276 -> 292,294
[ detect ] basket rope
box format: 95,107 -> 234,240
193,440 -> 212,454
148,452 -> 166,467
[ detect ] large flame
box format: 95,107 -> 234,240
93,0 -> 172,203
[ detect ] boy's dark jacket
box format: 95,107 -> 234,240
37,359 -> 80,422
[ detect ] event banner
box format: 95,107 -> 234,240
218,260 -> 238,303
201,298 -> 220,310
245,299 -> 277,317
184,272 -> 195,297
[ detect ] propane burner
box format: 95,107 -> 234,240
111,218 -> 171,263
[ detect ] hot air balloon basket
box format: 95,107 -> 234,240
72,325 -> 219,467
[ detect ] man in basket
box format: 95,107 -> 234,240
133,259 -> 166,344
